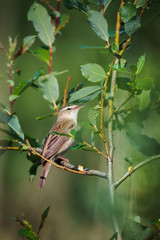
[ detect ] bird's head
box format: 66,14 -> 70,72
57,105 -> 84,122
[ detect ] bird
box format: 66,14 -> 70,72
39,105 -> 83,188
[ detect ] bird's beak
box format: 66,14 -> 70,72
75,105 -> 84,110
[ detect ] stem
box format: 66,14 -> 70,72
114,154 -> 160,189
107,57 -> 122,240
48,45 -> 53,74
100,57 -> 115,157
9,61 -> 14,114
99,0 -> 102,11
108,57 -> 119,159
55,0 -> 61,31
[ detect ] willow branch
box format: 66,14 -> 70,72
100,57 -> 115,157
108,57 -> 119,160
113,154 -> 160,189
26,140 -> 107,179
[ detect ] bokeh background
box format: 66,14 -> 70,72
0,0 -> 160,239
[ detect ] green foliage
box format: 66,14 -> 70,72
81,63 -> 106,82
0,104 -> 24,140
12,207 -> 50,239
28,2 -> 55,46
37,72 -> 59,104
68,86 -> 101,103
120,2 -> 137,23
124,16 -> 141,36
122,219 -> 153,240
88,10 -> 109,43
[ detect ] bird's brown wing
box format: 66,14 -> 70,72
41,119 -> 76,163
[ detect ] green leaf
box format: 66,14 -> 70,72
135,54 -> 145,75
109,232 -> 118,240
88,10 -> 109,43
112,63 -> 130,74
38,73 -> 59,103
104,0 -> 112,8
116,77 -> 132,91
126,131 -> 160,156
130,64 -> 137,74
0,105 -> 24,140
88,106 -> 100,126
122,219 -> 153,240
120,2 -> 137,23
13,69 -> 43,96
137,90 -> 150,110
41,206 -> 50,221
81,63 -> 106,82
9,95 -> 19,101
56,13 -> 69,31
28,2 -> 55,46
125,109 -> 148,128
111,42 -> 119,54
50,131 -> 72,138
38,206 -> 50,235
136,0 -> 148,8
135,77 -> 154,90
18,228 -> 38,240
63,0 -> 89,13
124,16 -> 141,36
68,86 -> 101,103
22,35 -> 36,53
28,46 -> 51,65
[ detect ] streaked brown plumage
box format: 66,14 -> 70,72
39,105 -> 83,188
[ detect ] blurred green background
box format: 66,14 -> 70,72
0,0 -> 160,239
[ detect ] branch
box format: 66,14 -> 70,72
100,57 -> 115,157
108,57 -> 119,159
114,154 -> 160,189
26,140 -> 107,179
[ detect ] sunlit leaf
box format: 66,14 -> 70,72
81,63 -> 106,82
38,73 -> 59,103
28,2 -> 55,46
120,2 -> 137,23
88,10 -> 109,43
130,64 -> 137,74
104,0 -> 112,8
68,86 -> 101,103
124,16 -> 141,36
135,54 -> 145,75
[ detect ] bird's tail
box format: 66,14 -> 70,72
39,162 -> 51,188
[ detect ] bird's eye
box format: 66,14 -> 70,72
67,107 -> 71,111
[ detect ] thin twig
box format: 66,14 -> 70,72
83,141 -> 108,160
63,75 -> 72,107
114,154 -> 160,189
55,0 -> 61,31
